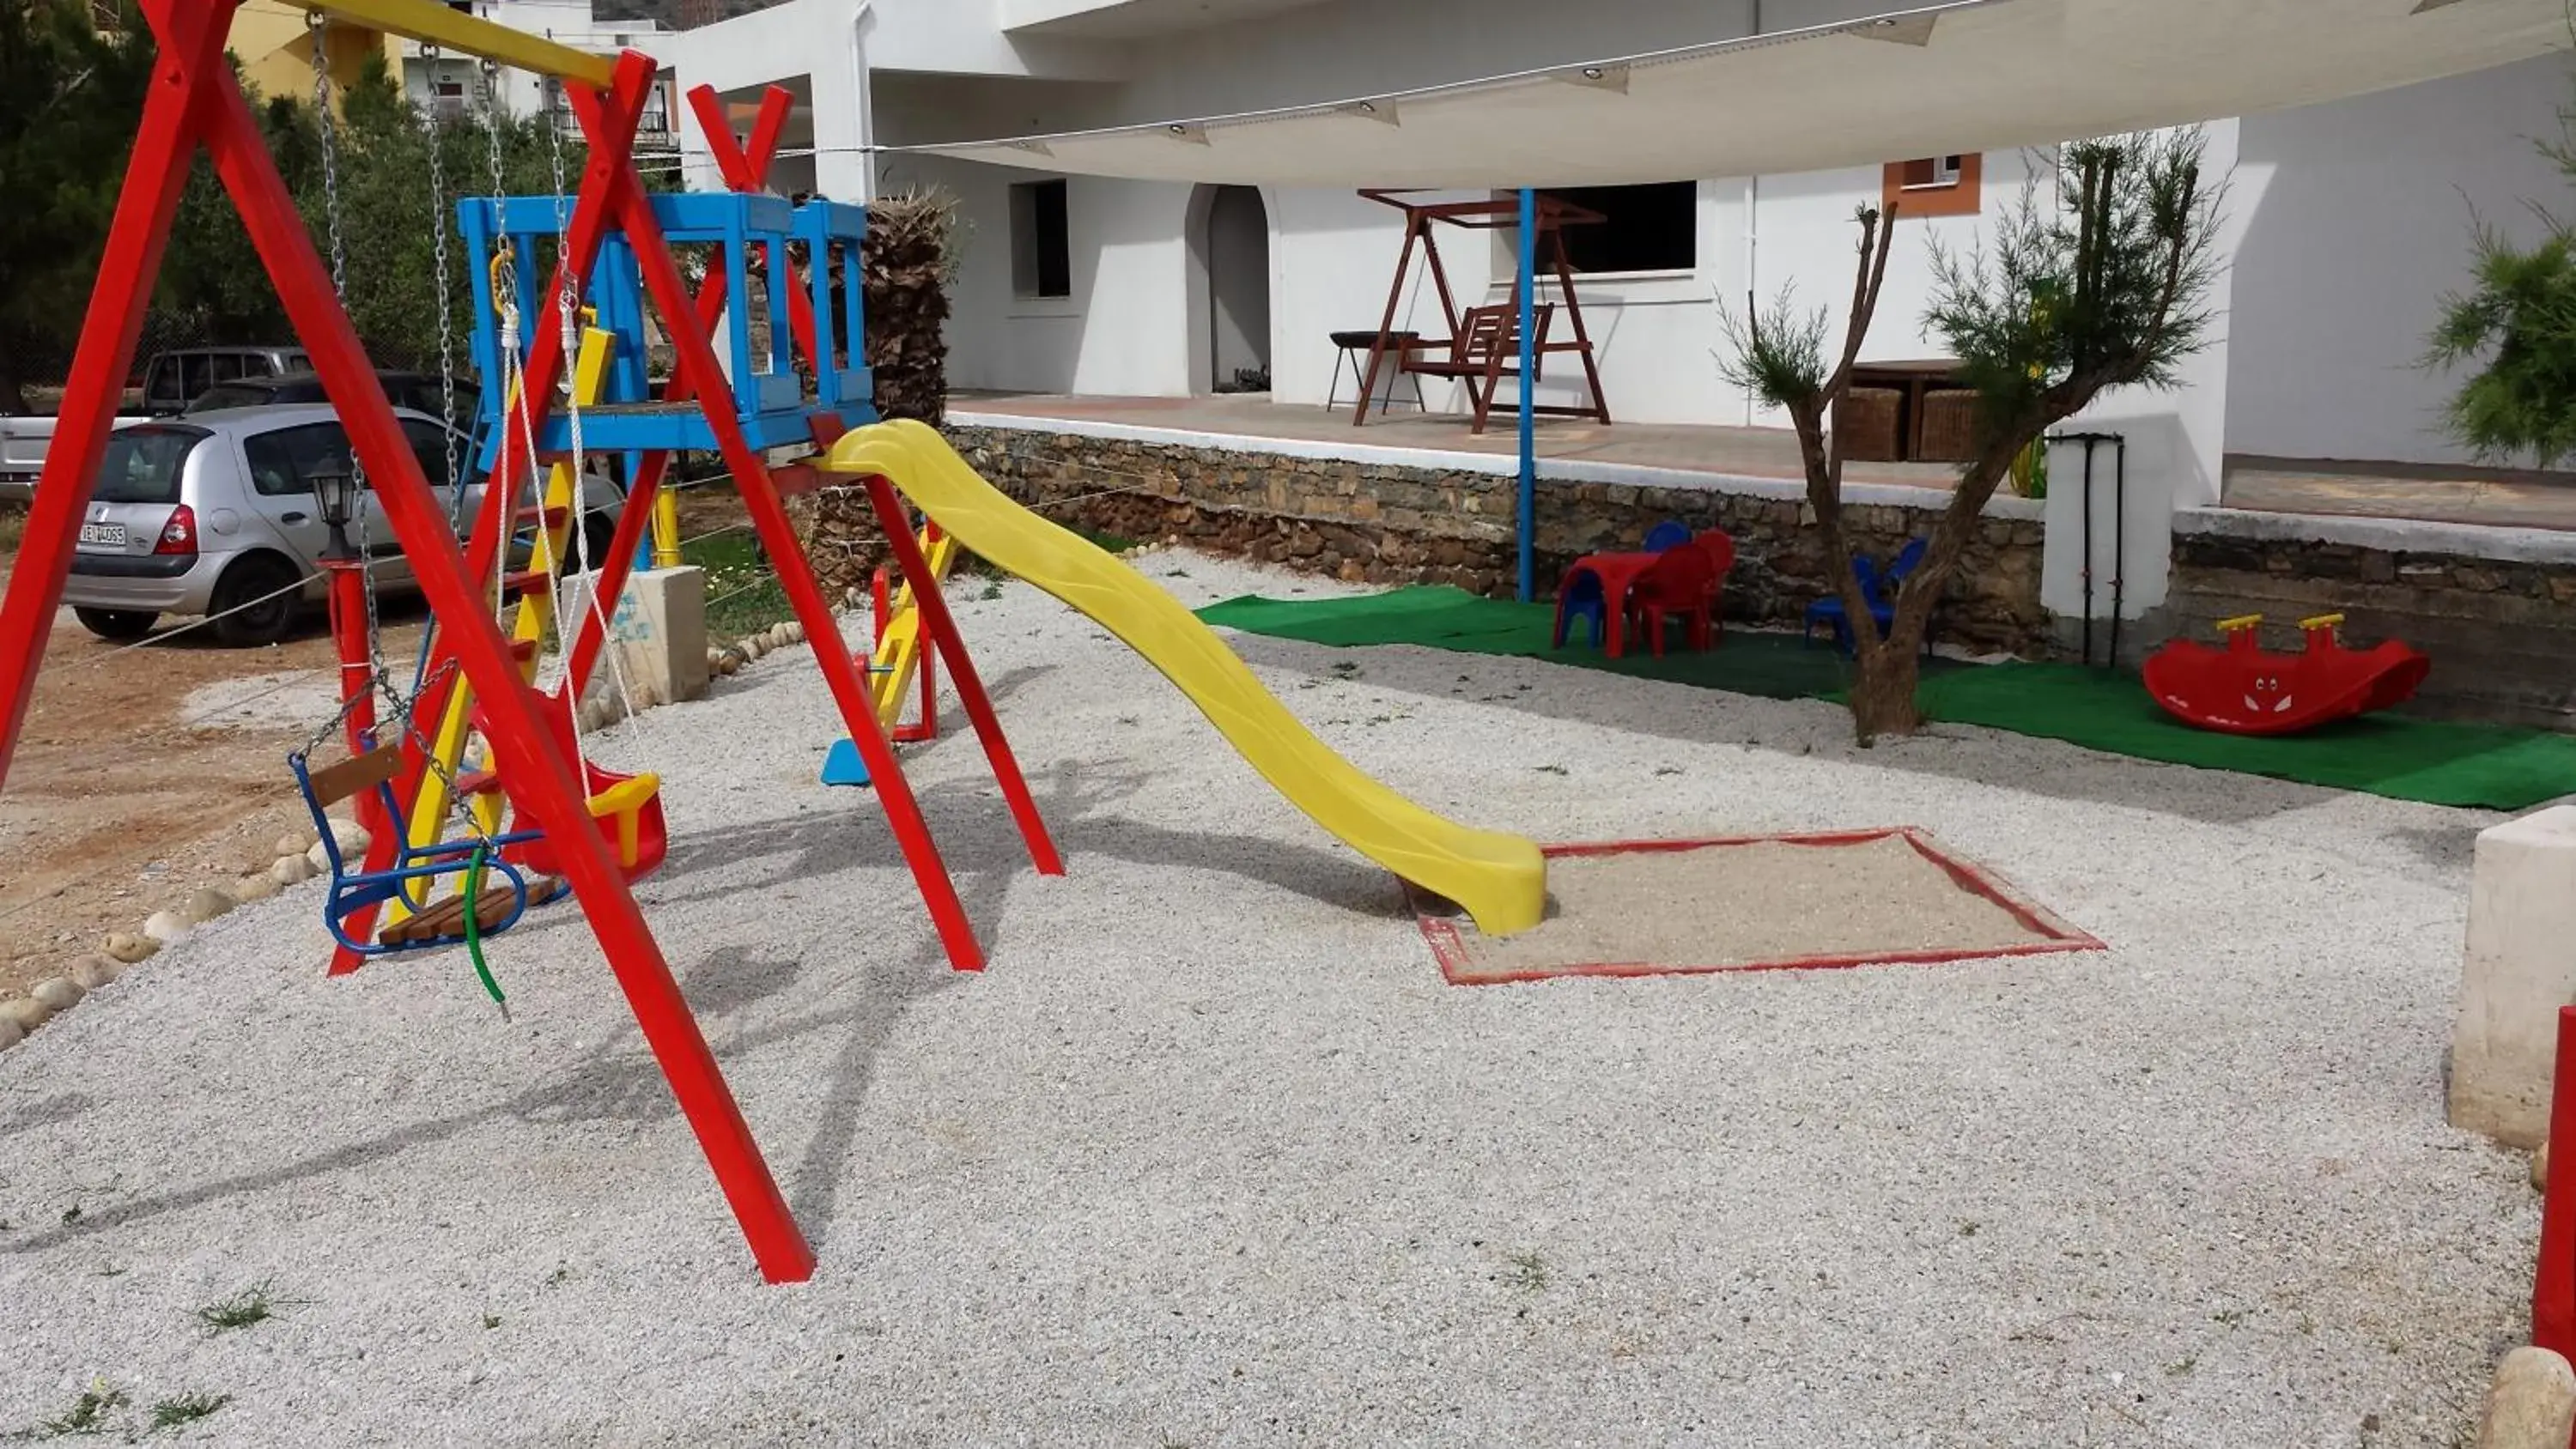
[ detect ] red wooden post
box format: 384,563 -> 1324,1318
201,39 -> 813,1284
321,556 -> 392,853
861,474 -> 1063,877
556,85 -> 799,709
579,82 -> 987,973
0,0 -> 234,793
688,83 -> 822,372
2535,1005 -> 2576,1355
333,57 -> 657,975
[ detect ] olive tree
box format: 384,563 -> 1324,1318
1719,130 -> 2226,742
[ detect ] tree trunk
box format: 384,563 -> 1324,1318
1847,635 -> 1923,743
784,193 -> 956,601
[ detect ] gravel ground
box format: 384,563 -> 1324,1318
0,549 -> 2537,1447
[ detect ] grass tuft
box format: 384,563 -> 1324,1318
148,1393 -> 230,1432
39,1381 -> 127,1437
0,503 -> 26,554
196,1281 -> 292,1334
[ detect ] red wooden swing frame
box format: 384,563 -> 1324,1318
0,0 -> 1060,1285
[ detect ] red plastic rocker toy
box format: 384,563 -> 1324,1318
2142,613 -> 2430,736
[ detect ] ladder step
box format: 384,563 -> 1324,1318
515,504 -> 570,529
509,638 -> 540,664
501,567 -> 550,597
454,769 -> 501,797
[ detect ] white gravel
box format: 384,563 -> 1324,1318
0,549 -> 2535,1446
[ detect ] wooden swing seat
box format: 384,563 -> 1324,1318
379,872 -> 565,947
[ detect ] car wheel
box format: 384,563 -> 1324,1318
74,607 -> 158,642
210,555 -> 302,646
579,512 -> 619,574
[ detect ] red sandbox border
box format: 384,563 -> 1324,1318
1406,828 -> 2106,987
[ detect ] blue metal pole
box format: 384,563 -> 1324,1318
1516,186 -> 1537,603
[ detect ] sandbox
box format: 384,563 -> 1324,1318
1407,828 -> 2102,985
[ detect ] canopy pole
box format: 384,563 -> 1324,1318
1516,186 -> 1536,603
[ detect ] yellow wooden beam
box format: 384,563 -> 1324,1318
274,0 -> 620,87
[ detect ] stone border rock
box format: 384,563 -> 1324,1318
3,582 -> 888,1056
0,821 -> 350,1054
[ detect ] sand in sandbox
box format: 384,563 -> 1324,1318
1416,830 -> 2094,983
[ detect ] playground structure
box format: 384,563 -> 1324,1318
2143,613 -> 2431,736
0,0 -> 1069,1286
0,0 -> 1548,1284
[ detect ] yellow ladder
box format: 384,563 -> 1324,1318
869,525 -> 960,730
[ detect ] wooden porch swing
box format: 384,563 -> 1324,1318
1346,190 -> 1613,434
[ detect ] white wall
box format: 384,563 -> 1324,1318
2225,54 -> 2572,468
916,156 -> 1200,396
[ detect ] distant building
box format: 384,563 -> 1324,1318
395,0 -> 678,153
226,0 -> 404,110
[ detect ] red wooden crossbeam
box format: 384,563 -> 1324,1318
556,83 -> 797,719
0,9 -> 813,1284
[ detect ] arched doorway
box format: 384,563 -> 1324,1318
1203,185 -> 1271,393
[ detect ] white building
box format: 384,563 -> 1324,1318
635,0 -> 2573,518
402,0 -> 678,148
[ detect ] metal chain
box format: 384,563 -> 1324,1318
421,43 -> 465,532
307,14 -> 392,733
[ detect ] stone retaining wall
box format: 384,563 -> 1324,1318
946,423 -> 2052,654
2157,510 -> 2576,731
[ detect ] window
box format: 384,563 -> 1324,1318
400,416 -> 459,491
1010,179 -> 1072,300
1540,182 -> 1697,276
241,423 -> 352,498
1881,153 -> 1982,218
93,427 -> 204,504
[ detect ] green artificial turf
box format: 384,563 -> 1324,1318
1197,585 -> 2576,809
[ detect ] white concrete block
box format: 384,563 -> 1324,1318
2452,806 -> 2576,1147
561,566 -> 711,714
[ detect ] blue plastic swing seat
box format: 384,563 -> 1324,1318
289,749 -> 562,956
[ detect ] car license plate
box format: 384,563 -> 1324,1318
77,522 -> 127,548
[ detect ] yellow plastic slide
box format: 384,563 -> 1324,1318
823,420 -> 1547,937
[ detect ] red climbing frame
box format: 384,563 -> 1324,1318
0,3 -> 1057,1285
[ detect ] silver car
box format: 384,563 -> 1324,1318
61,404 -> 627,646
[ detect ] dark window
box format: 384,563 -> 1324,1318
1541,182 -> 1698,276
1010,179 -> 1072,300
93,427 -> 205,504
400,416 -> 459,490
240,421 -> 354,498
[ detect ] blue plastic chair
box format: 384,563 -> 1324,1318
1642,519 -> 1692,553
1804,538 -> 1932,657
1553,567 -> 1607,647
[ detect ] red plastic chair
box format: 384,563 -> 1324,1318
1628,547 -> 1715,658
1629,530 -> 1734,657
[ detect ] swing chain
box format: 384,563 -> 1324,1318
420,41 -> 465,534
307,15 -> 391,718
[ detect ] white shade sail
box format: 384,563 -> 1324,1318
904,0 -> 2574,187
